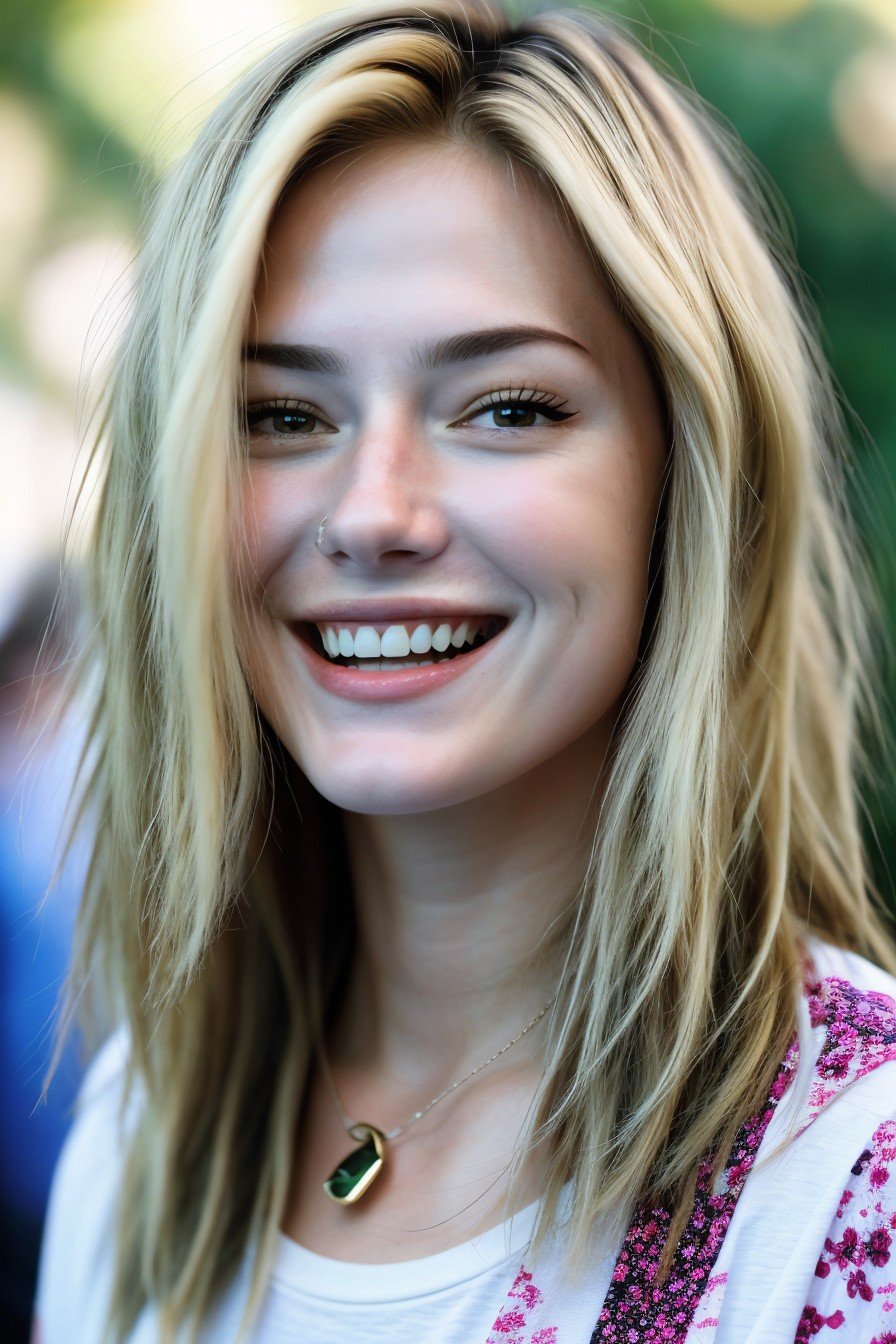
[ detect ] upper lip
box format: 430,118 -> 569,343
298,599 -> 508,624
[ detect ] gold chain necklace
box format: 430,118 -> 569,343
319,995 -> 556,1204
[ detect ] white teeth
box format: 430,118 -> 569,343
378,623 -> 411,655
315,616 -> 500,662
337,628 -> 354,658
409,623 -> 433,654
352,625 -> 381,658
344,660 -> 410,671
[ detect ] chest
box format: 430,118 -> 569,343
280,1062 -> 550,1261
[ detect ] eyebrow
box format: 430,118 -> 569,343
243,325 -> 590,375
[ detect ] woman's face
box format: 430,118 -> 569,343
240,138 -> 667,814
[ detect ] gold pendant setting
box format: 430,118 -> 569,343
323,1123 -> 387,1205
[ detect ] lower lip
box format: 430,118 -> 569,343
291,626 -> 503,702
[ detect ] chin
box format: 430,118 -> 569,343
301,755 -> 503,816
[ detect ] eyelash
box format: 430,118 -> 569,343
243,387 -> 577,438
244,398 -> 321,435
469,387 -> 575,427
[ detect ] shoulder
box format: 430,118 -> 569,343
804,934 -> 896,1002
701,937 -> 896,1341
788,937 -> 896,1342
789,984 -> 896,1344
799,932 -> 896,1128
34,1027 -> 140,1344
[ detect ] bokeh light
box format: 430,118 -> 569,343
706,0 -> 812,23
832,45 -> 896,203
20,232 -> 134,393
0,384 -> 73,635
0,96 -> 58,297
50,0 -> 329,164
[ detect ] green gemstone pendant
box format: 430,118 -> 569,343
323,1123 -> 386,1205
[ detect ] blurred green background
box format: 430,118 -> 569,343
1,0 -> 895,1334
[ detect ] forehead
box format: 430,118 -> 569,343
251,138 -> 622,353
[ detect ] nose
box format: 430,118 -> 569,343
317,426 -> 449,569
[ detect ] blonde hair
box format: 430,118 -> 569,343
52,0 -> 896,1338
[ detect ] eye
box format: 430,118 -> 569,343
454,388 -> 578,431
243,399 -> 333,438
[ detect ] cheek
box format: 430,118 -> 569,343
485,446 -> 659,620
236,465 -> 331,639
231,475 -> 300,708
238,469 -> 297,583
587,463 -> 659,624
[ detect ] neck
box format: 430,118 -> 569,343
329,724 -> 608,1087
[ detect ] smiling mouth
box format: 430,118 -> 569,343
292,615 -> 507,666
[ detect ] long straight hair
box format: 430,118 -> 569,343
51,0 -> 896,1338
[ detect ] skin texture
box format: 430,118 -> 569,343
240,137 -> 667,1258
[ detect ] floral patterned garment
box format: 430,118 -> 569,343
796,1116 -> 896,1343
33,948 -> 896,1344
482,969 -> 896,1344
790,976 -> 896,1344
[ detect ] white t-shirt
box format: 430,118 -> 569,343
34,934 -> 896,1343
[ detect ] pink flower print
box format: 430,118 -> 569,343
724,1159 -> 750,1192
795,1306 -> 824,1340
491,1309 -> 526,1333
797,1306 -> 847,1340
600,977 -> 896,1344
822,1050 -> 851,1080
829,1226 -> 864,1270
519,1283 -> 542,1310
836,1187 -> 854,1216
508,1268 -> 543,1312
489,1264 -> 553,1342
846,1268 -> 874,1301
869,1228 -> 893,1267
871,1162 -> 891,1190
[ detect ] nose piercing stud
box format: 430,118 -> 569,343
315,516 -> 328,550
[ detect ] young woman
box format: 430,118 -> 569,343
34,0 -> 896,1341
